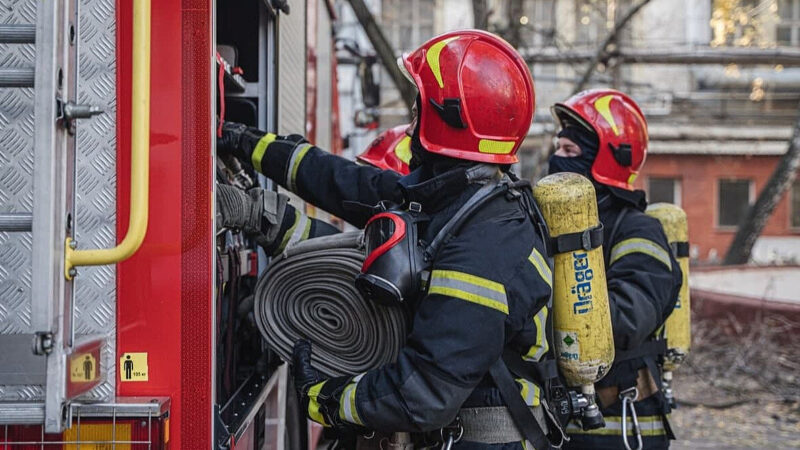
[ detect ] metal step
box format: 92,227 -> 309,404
0,68 -> 35,87
0,24 -> 35,44
0,213 -> 33,232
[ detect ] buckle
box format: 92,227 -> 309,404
581,229 -> 592,251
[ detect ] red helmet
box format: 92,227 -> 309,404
356,125 -> 412,175
399,30 -> 534,164
552,89 -> 648,190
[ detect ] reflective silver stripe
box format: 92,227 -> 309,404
566,415 -> 666,436
428,270 -> 508,314
286,143 -> 313,191
286,212 -> 310,248
517,378 -> 540,407
339,378 -> 364,425
523,307 -> 549,362
609,237 -> 672,270
527,247 -> 552,288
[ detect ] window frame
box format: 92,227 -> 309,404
646,176 -> 682,207
716,178 -> 755,230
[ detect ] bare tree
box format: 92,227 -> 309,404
346,0 -> 416,112
572,0 -> 653,95
472,0 -> 490,30
724,106 -> 800,265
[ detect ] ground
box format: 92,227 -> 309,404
668,316 -> 800,449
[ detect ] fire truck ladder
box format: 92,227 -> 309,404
0,0 -> 150,433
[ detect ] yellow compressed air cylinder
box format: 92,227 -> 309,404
533,173 -> 615,387
646,203 -> 691,371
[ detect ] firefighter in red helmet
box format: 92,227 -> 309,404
219,30 -> 565,449
356,125 -> 412,175
549,89 -> 682,450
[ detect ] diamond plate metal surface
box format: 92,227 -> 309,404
0,0 -> 117,403
72,0 -> 117,402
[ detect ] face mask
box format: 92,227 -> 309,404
548,154 -> 594,176
355,203 -> 428,306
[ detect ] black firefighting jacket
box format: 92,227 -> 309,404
250,133 -> 553,446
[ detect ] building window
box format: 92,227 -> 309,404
647,177 -> 681,206
718,179 -> 753,227
778,0 -> 800,46
381,0 -> 435,53
791,178 -> 800,228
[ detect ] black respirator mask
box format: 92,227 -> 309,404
355,202 -> 428,306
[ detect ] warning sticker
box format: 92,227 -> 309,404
120,352 -> 148,382
69,353 -> 98,383
556,330 -> 580,362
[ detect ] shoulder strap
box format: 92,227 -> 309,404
603,206 -> 630,264
423,179 -> 525,261
488,358 -> 551,450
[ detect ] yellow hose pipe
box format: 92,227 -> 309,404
65,0 -> 150,280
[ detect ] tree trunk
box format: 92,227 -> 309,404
346,0 -> 416,113
724,105 -> 800,265
472,0 -> 489,30
572,0 -> 652,95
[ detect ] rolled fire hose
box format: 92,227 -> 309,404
254,231 -> 407,377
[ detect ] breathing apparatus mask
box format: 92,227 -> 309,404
355,201 -> 429,306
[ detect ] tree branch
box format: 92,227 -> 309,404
346,0 -> 416,113
723,104 -> 800,265
572,0 -> 652,95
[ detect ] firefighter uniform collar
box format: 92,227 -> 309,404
398,164 -> 500,213
596,184 -> 647,212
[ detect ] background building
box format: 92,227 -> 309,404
334,0 -> 800,264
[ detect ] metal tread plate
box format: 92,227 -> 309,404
0,0 -> 117,403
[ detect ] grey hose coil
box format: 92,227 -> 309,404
254,231 -> 407,377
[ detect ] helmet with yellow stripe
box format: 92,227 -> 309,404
552,89 -> 648,190
398,29 -> 535,164
357,125 -> 412,175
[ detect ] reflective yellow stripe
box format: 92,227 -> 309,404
426,36 -> 460,88
609,238 -> 672,270
524,307 -> 549,362
276,210 -> 301,254
287,143 -> 313,191
478,139 -> 515,155
429,270 -> 508,314
339,378 -> 364,426
517,378 -> 541,407
394,136 -> 412,164
527,247 -> 552,288
251,133 -> 277,172
594,95 -> 620,137
307,381 -> 328,426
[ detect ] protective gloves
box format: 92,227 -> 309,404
216,184 -> 290,246
292,340 -> 367,433
217,121 -> 269,163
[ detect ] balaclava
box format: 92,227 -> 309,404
548,123 -> 599,177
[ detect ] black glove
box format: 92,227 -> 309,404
217,121 -> 268,163
292,340 -> 368,432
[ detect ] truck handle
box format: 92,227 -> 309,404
65,0 -> 150,280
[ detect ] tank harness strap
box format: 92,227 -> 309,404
488,358 -> 550,450
424,179 -> 529,261
548,224 -> 604,256
603,207 -> 630,263
670,241 -> 689,258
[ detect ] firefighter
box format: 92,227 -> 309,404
548,89 -> 682,450
219,30 -> 560,449
215,125 -> 412,254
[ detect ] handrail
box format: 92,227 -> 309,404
65,0 -> 151,280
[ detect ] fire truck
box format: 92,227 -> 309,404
0,0 -> 341,448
